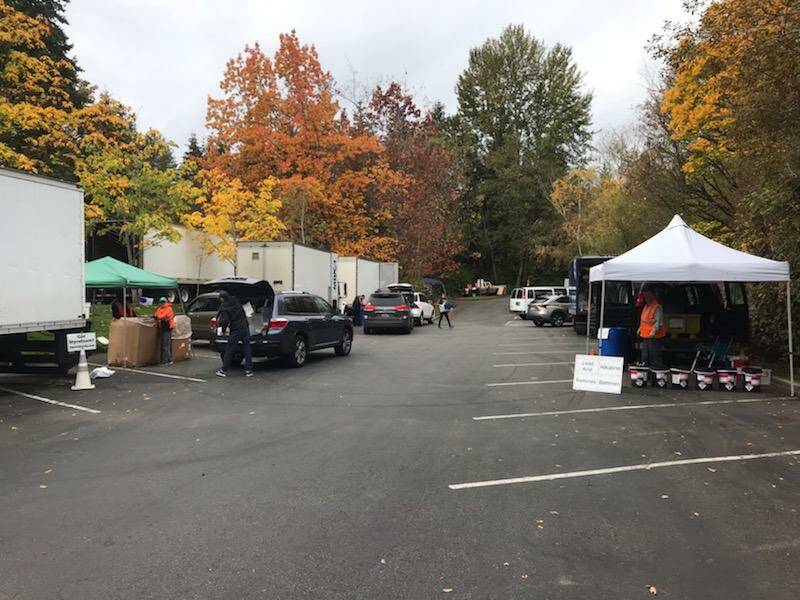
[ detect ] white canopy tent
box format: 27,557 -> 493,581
587,215 -> 793,395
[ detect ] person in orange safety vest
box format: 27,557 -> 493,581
637,285 -> 666,368
153,297 -> 175,365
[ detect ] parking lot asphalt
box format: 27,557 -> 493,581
1,296 -> 799,599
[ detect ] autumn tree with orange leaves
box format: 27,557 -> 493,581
205,31 -> 404,260
359,83 -> 463,278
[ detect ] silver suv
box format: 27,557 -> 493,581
526,294 -> 573,327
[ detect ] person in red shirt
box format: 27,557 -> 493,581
153,297 -> 175,365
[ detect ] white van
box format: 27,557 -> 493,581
510,286 -> 573,318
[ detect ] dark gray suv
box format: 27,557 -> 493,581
363,289 -> 415,334
209,278 -> 352,367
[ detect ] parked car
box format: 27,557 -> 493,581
510,286 -> 570,319
388,284 -> 435,325
208,278 -> 352,368
411,292 -> 435,325
185,292 -> 220,341
526,294 -> 573,327
364,289 -> 415,334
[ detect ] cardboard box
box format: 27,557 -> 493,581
171,337 -> 192,362
107,317 -> 159,367
665,313 -> 700,335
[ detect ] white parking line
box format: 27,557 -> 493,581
493,351 -> 583,356
89,363 -> 207,383
486,379 -> 573,387
493,362 -> 575,367
496,343 -> 586,348
448,449 -> 800,490
0,386 -> 101,414
473,396 -> 790,420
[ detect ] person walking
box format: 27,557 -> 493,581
352,295 -> 363,326
153,297 -> 175,365
438,294 -> 454,329
215,291 -> 253,377
637,285 -> 666,368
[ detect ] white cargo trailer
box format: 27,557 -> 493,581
142,225 -> 234,302
379,262 -> 399,288
0,168 -> 86,372
337,257 -> 382,309
237,242 -> 338,306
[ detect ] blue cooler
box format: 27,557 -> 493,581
599,327 -> 628,358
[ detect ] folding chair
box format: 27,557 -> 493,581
690,336 -> 731,371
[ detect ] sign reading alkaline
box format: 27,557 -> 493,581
572,354 -> 624,394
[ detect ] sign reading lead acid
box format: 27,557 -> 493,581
572,354 -> 624,394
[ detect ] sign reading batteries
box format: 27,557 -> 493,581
572,354 -> 624,394
66,332 -> 97,353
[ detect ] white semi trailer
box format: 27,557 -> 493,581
142,225 -> 234,302
379,262 -> 399,288
237,242 -> 339,306
0,168 -> 87,372
337,257 -> 382,310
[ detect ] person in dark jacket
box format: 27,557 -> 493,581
215,291 -> 253,377
351,295 -> 363,326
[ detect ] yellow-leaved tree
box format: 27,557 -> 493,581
185,169 -> 285,274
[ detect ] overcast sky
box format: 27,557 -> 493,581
65,0 -> 686,156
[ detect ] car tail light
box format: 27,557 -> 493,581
268,318 -> 288,331
210,317 -> 217,330
394,304 -> 409,311
364,304 -> 376,311
537,304 -> 546,310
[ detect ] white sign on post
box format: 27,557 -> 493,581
572,354 -> 624,394
67,332 -> 97,353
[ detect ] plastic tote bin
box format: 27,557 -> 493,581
694,368 -> 716,391
599,327 -> 628,358
717,369 -> 737,392
670,368 -> 691,389
742,367 -> 763,392
629,365 -> 650,387
652,368 -> 670,388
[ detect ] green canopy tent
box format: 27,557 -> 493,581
85,256 -> 183,317
85,257 -> 184,367
85,256 -> 177,289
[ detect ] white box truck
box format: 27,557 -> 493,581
237,242 -> 339,306
338,257 -> 382,310
379,262 -> 399,288
142,225 -> 234,302
0,168 -> 87,372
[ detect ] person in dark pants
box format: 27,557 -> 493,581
438,295 -> 454,328
638,286 -> 665,368
215,291 -> 253,377
351,295 -> 363,326
153,297 -> 174,365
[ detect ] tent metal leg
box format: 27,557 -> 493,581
788,281 -> 795,397
598,280 -> 606,350
585,282 -> 592,353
